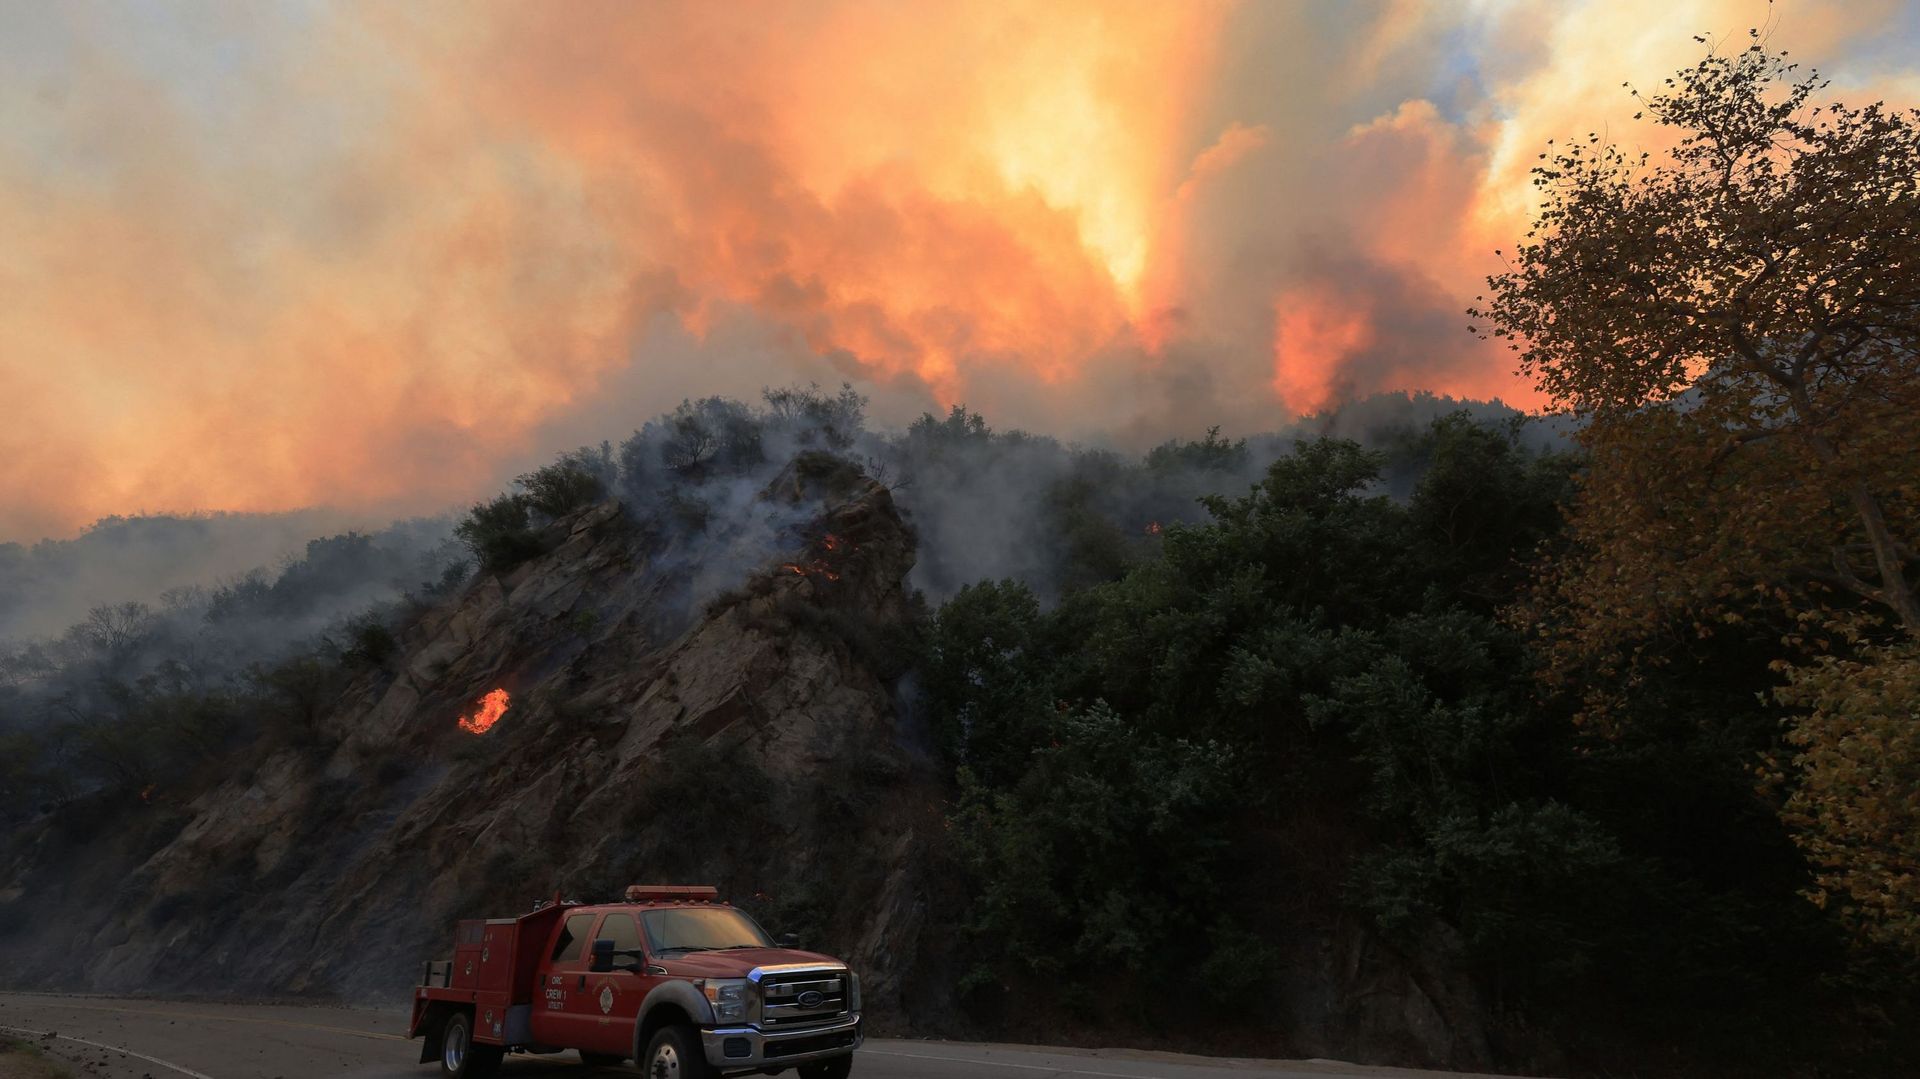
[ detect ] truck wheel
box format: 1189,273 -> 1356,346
440,1012 -> 503,1078
640,1024 -> 710,1079
799,1056 -> 853,1079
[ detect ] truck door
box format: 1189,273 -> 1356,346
530,910 -> 599,1048
577,912 -> 651,1057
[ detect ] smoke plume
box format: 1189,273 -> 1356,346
2,1 -> 1914,538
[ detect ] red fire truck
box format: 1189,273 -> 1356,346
409,885 -> 861,1077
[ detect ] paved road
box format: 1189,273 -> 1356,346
0,995 -> 1516,1079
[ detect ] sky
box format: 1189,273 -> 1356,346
3,0 -> 1918,541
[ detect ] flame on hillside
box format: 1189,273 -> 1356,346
458,688 -> 511,735
781,533 -> 850,582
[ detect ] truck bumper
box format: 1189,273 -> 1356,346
701,1015 -> 861,1070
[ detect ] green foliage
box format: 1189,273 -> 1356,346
906,405 -> 992,455
950,703 -> 1238,981
455,446 -> 617,572
518,445 -> 613,519
1145,425 -> 1248,474
920,580 -> 1051,782
1353,802 -> 1628,991
1402,413 -> 1576,602
923,412 -> 1880,1062
454,492 -> 540,572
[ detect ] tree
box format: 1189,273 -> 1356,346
659,398 -> 764,477
904,405 -> 991,456
949,702 -> 1240,986
920,580 -> 1051,781
1474,37 -> 1920,647
454,493 -> 540,572
518,446 -> 613,520
1144,426 -> 1248,474
762,383 -> 867,449
1479,34 -> 1920,975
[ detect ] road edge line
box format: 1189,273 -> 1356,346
0,1022 -> 217,1079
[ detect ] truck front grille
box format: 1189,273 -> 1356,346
759,968 -> 851,1029
765,1027 -> 858,1058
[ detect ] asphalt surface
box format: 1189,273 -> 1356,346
0,995 -> 1519,1079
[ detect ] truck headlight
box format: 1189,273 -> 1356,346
701,978 -> 750,1021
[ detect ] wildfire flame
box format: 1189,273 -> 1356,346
139,784 -> 157,803
458,688 -> 511,735
780,533 -> 849,582
1144,521 -> 1163,536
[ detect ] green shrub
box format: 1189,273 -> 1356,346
454,493 -> 541,572
341,615 -> 398,667
950,703 -> 1239,983
519,446 -> 613,519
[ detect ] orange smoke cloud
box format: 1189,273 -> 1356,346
1272,287 -> 1374,416
442,1 -> 1230,402
2,1 -> 1911,537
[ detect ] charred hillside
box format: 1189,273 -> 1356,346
0,452 -> 949,1020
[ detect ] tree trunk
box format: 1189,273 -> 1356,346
1844,480 -> 1920,633
1782,381 -> 1920,634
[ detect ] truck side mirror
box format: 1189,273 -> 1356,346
589,938 -> 616,973
776,933 -> 800,949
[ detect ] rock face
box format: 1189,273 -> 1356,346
1,454 -> 943,1021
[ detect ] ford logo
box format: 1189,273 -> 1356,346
797,990 -> 825,1008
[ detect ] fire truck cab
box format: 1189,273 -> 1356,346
409,885 -> 861,1078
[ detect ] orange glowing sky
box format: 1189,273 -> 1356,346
3,0 -> 1916,539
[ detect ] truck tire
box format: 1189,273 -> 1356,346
799,1056 -> 854,1079
639,1023 -> 710,1079
439,1012 -> 503,1078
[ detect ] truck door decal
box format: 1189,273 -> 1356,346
598,985 -> 614,1015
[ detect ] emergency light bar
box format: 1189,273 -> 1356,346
624,884 -> 721,903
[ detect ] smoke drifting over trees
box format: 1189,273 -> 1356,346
0,385 -> 1531,791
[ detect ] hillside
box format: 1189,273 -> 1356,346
3,392 -> 1915,1078
0,454 -> 935,1004
0,443 -> 1509,1068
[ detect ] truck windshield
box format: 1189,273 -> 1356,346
640,908 -> 773,954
